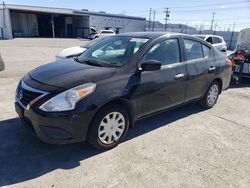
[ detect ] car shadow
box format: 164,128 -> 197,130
0,103 -> 205,186
229,78 -> 250,89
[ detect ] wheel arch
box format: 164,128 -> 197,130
202,78 -> 223,98
213,78 -> 223,94
91,98 -> 136,129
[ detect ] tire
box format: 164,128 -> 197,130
200,81 -> 220,109
87,104 -> 129,150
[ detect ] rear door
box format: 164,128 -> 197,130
182,37 -> 215,101
137,37 -> 187,117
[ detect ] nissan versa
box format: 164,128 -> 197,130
15,32 -> 231,149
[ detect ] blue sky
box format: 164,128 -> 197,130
3,0 -> 250,31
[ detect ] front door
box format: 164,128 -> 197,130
137,38 -> 187,118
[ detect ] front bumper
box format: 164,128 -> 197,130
15,102 -> 96,145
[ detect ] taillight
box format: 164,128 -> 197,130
225,58 -> 232,66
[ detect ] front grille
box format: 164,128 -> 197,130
21,89 -> 42,107
16,81 -> 47,108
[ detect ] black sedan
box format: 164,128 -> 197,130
15,32 -> 231,149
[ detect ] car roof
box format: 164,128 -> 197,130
194,34 -> 224,39
115,32 -> 189,39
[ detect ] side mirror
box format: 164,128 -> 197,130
140,60 -> 161,72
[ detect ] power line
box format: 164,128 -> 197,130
122,0 -> 249,15
170,17 -> 250,22
169,0 -> 248,9
170,6 -> 250,12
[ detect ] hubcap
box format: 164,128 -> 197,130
207,84 -> 219,106
98,112 -> 125,145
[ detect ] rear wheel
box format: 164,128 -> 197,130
200,81 -> 220,109
87,104 -> 129,150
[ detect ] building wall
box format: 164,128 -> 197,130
0,8 -> 13,39
72,16 -> 89,38
89,15 -> 145,33
10,12 -> 39,37
1,5 -> 146,39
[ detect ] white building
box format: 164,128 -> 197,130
0,4 -> 146,39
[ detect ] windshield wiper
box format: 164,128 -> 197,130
82,59 -> 103,67
74,57 -> 103,67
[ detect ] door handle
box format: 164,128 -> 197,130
208,66 -> 216,72
175,73 -> 185,80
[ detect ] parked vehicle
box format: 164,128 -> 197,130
228,28 -> 250,75
0,54 -> 5,71
236,28 -> 250,51
15,32 -> 231,150
56,37 -> 109,60
194,35 -> 227,53
89,29 -> 116,40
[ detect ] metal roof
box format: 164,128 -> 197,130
5,4 -> 146,20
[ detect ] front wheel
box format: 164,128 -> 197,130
87,104 -> 129,150
200,81 -> 220,109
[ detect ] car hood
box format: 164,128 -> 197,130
56,46 -> 86,58
29,59 -> 116,89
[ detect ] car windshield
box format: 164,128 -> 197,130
78,36 -> 149,67
80,37 -> 108,48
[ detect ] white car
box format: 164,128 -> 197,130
194,35 -> 227,53
89,30 -> 116,40
234,28 -> 250,75
236,28 -> 250,51
56,37 -> 108,60
0,54 -> 5,71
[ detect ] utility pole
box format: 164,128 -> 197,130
148,8 -> 152,31
164,8 -> 170,31
213,22 -> 218,35
210,12 -> 216,31
152,10 -> 156,31
185,22 -> 188,34
199,22 -> 203,34
229,22 -> 235,50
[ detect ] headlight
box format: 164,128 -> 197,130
39,83 -> 96,112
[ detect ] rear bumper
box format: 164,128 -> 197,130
15,102 -> 96,145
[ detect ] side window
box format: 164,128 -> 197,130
206,37 -> 212,44
144,39 -> 180,65
212,37 -> 221,44
184,39 -> 203,61
202,44 -> 210,58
